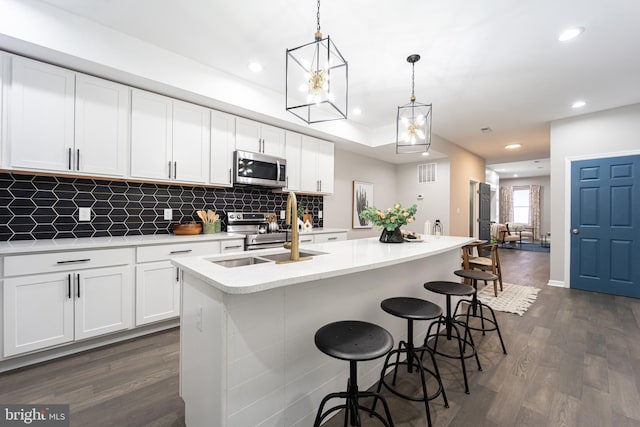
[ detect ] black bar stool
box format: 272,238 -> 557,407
313,320 -> 395,427
371,297 -> 448,427
453,269 -> 507,355
423,281 -> 482,394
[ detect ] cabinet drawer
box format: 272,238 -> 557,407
221,239 -> 244,253
298,235 -> 314,244
136,241 -> 220,263
4,248 -> 133,277
314,233 -> 346,243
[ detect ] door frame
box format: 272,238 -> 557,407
563,149 -> 640,287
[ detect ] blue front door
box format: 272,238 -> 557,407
570,155 -> 640,297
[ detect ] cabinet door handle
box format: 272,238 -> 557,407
229,168 -> 232,184
174,161 -> 177,179
76,273 -> 80,298
67,274 -> 72,299
176,267 -> 180,283
76,148 -> 80,171
168,161 -> 172,179
169,249 -> 193,255
68,148 -> 72,170
319,180 -> 322,192
328,237 -> 338,241
224,245 -> 243,249
57,258 -> 91,264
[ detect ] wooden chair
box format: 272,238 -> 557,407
499,224 -> 521,247
467,243 -> 503,297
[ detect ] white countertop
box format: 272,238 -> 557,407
172,235 -> 474,295
0,233 -> 246,255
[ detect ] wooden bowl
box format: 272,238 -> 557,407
172,223 -> 202,235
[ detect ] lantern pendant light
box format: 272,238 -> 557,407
286,0 -> 348,124
396,54 -> 432,154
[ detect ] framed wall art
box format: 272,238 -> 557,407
352,181 -> 374,228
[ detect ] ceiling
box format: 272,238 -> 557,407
36,0 -> 640,175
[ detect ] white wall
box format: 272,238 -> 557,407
499,175 -> 551,237
323,148 -> 397,240
549,103 -> 640,286
395,158 -> 451,235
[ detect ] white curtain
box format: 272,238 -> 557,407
529,184 -> 541,240
499,186 -> 513,224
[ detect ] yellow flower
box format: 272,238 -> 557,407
403,212 -> 410,217
390,216 -> 397,222
387,208 -> 392,213
394,204 -> 400,210
379,213 -> 386,219
408,218 -> 414,223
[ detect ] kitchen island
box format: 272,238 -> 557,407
172,235 -> 473,427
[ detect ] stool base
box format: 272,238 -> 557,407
454,299 -> 508,355
313,361 -> 394,427
373,339 -> 448,427
424,317 -> 482,394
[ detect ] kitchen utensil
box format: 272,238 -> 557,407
197,210 -> 207,223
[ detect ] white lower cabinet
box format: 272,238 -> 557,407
3,266 -> 133,357
135,261 -> 180,326
134,240 -> 242,326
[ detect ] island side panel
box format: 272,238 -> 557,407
180,271 -> 227,427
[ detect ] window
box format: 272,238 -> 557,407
513,187 -> 530,224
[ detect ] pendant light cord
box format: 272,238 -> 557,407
317,0 -> 321,33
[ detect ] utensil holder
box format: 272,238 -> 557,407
203,220 -> 221,234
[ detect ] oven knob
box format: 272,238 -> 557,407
237,214 -> 242,220
228,213 -> 235,220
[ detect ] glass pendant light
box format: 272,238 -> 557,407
396,54 -> 432,154
286,0 -> 348,124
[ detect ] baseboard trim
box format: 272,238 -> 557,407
547,279 -> 567,288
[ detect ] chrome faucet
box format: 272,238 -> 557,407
277,191 -> 312,264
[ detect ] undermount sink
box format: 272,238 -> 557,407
209,251 -> 327,267
259,250 -> 326,262
211,257 -> 271,268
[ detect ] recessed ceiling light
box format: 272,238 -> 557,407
352,108 -> 362,115
248,62 -> 263,72
513,174 -> 519,177
572,100 -> 586,109
558,27 -> 584,42
505,144 -> 521,150
421,151 -> 429,156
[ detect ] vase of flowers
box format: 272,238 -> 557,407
359,203 -> 418,243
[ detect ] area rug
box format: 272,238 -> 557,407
477,282 -> 541,316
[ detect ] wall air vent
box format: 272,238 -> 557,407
417,163 -> 437,183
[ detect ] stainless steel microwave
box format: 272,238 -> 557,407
233,150 -> 287,188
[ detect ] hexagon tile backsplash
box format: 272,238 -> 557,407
0,173 -> 323,241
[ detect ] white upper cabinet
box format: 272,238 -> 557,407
172,99 -> 210,183
131,89 -> 173,180
210,110 -> 235,187
131,89 -> 209,183
7,56 -> 129,176
284,131 -> 302,191
75,73 -> 129,176
8,56 -> 75,172
300,135 -> 334,194
235,117 -> 285,158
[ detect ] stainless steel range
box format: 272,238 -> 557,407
226,212 -> 287,251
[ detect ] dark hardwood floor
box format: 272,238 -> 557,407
2,246 -> 640,426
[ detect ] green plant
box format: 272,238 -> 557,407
297,205 -> 305,219
359,203 -> 417,231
